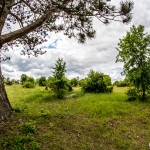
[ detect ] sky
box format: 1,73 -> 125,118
2,0 -> 150,82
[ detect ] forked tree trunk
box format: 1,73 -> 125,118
0,48 -> 13,121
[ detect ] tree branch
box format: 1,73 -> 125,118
9,12 -> 24,27
0,0 -> 15,35
0,10 -> 52,45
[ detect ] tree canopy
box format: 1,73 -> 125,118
116,25 -> 150,100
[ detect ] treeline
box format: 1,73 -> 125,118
3,58 -> 117,98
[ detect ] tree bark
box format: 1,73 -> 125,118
0,46 -> 13,121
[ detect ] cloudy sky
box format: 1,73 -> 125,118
2,0 -> 150,82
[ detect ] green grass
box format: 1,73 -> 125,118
0,85 -> 150,150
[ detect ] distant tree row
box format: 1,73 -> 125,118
3,58 -> 114,99
113,79 -> 129,87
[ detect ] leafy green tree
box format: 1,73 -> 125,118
51,58 -> 68,99
0,0 -> 134,120
116,25 -> 150,100
38,76 -> 47,86
78,79 -> 86,87
70,78 -> 78,87
82,70 -> 113,93
20,74 -> 28,85
27,77 -> 35,84
21,75 -> 35,88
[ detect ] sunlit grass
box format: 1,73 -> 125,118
0,84 -> 150,150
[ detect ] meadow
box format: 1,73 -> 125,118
0,85 -> 150,150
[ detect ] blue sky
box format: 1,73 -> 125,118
2,0 -> 150,82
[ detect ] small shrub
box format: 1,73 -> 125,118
19,122 -> 36,134
23,81 -> 35,88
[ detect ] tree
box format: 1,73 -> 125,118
51,58 -> 68,99
116,25 -> 150,100
20,74 -> 28,85
27,77 -> 35,84
0,0 -> 133,119
70,78 -> 78,87
82,70 -> 113,93
23,76 -> 36,88
38,76 -> 47,86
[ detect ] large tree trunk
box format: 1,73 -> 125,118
0,47 -> 13,121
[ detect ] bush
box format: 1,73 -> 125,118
38,76 -> 47,86
106,86 -> 113,93
82,70 -> 112,93
70,78 -> 78,87
23,82 -> 35,88
52,78 -> 68,99
78,79 -> 85,87
50,58 -> 70,99
55,88 -> 67,99
126,88 -> 138,101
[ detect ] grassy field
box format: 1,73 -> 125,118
0,85 -> 150,150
